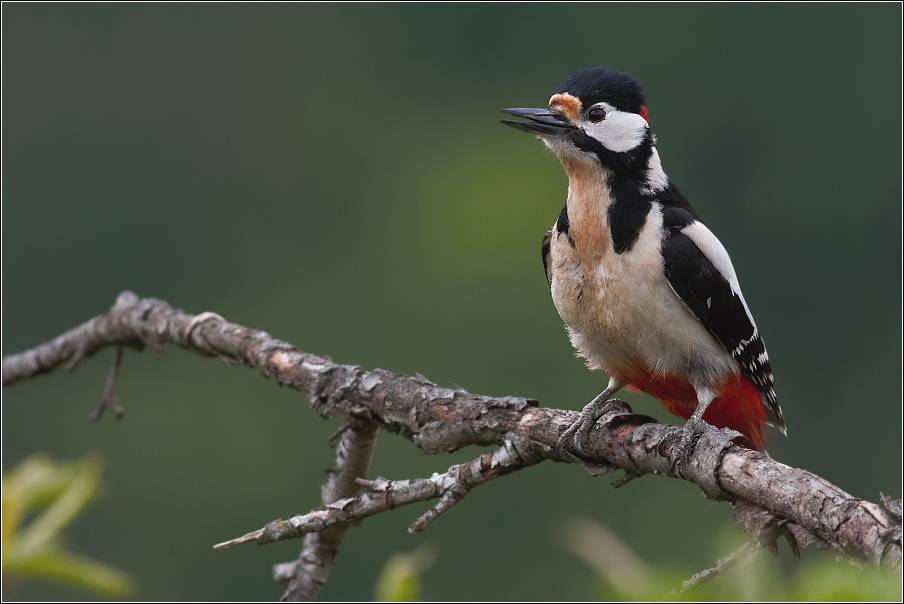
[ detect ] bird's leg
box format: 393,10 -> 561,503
662,389 -> 716,474
556,376 -> 625,461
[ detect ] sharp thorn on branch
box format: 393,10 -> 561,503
786,532 -> 801,559
213,528 -> 265,550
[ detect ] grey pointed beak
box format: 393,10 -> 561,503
500,108 -> 574,136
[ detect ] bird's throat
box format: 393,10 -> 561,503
560,157 -> 613,262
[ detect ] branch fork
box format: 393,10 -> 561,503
215,432 -> 545,553
3,292 -> 901,601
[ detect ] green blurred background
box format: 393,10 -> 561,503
2,4 -> 900,601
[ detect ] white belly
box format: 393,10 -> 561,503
549,205 -> 734,389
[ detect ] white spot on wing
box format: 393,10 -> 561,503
732,329 -> 759,356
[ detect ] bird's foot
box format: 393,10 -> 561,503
556,398 -> 631,462
659,417 -> 712,475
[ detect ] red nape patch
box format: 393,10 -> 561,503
639,105 -> 649,123
619,369 -> 767,452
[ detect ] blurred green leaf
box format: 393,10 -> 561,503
562,517 -> 902,602
2,454 -> 135,598
6,549 -> 135,598
790,556 -> 902,602
374,544 -> 437,602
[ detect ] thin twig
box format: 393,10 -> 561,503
216,434 -> 546,550
213,529 -> 264,550
2,292 -> 901,573
675,541 -> 756,594
89,345 -> 125,422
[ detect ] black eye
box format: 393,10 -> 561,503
588,106 -> 607,123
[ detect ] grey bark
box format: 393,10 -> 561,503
3,291 -> 901,600
281,420 -> 378,601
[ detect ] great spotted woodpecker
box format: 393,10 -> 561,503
501,66 -> 785,466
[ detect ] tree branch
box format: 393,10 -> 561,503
3,291 -> 901,595
214,432 -> 547,553
279,419 -> 378,601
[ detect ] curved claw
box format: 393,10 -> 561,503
557,378 -> 626,461
664,417 -> 711,475
574,418 -> 595,457
557,399 -> 626,461
555,421 -> 581,462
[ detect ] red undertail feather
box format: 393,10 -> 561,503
618,368 -> 767,452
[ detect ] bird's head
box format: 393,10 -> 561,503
502,66 -> 654,176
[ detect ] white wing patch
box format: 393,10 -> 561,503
680,220 -> 759,326
680,220 -> 768,375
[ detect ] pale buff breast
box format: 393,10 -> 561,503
548,198 -> 735,388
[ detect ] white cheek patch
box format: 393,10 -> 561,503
582,103 -> 649,153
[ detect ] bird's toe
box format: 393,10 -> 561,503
663,417 -> 713,475
561,399 -> 628,460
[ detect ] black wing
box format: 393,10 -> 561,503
541,226 -> 553,285
661,214 -> 784,431
542,203 -> 571,285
